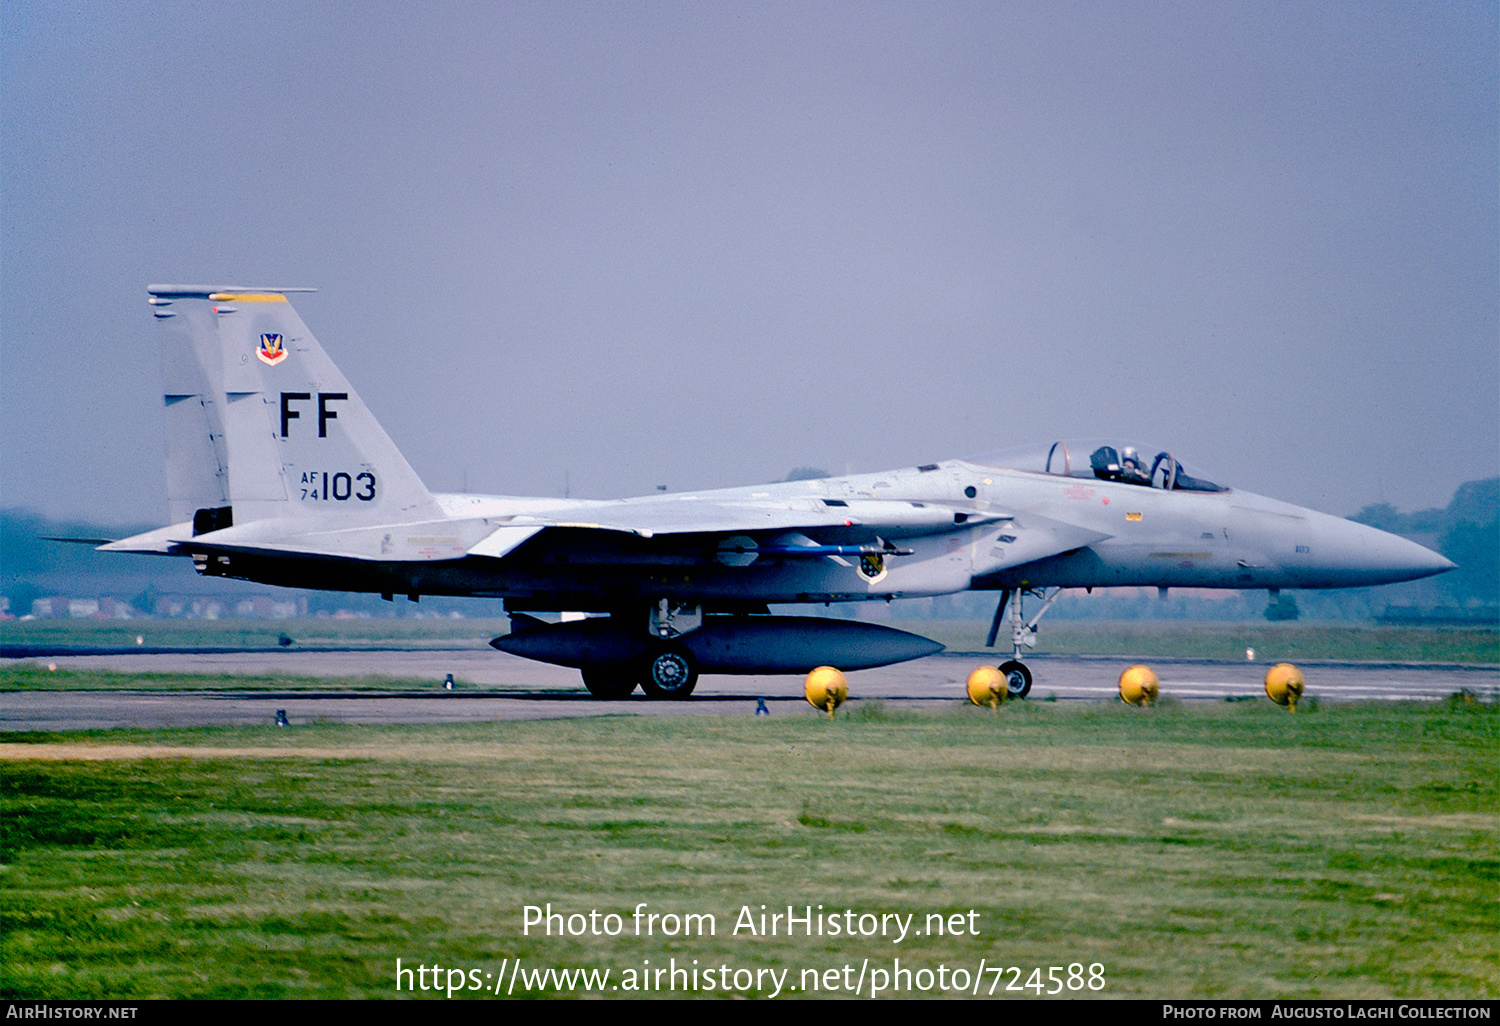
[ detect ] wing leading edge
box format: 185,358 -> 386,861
494,496 -> 1011,538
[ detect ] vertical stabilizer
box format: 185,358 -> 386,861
150,292 -> 229,523
146,286 -> 443,525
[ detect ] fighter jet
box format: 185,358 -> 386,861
103,285 -> 1455,699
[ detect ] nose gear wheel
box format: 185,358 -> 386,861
997,659 -> 1032,699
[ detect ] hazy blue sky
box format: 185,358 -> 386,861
3,1 -> 1495,525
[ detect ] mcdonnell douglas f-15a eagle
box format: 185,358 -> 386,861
101,285 -> 1455,699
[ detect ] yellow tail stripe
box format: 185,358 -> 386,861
209,293 -> 289,303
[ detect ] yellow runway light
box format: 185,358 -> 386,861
1118,665 -> 1159,706
1264,663 -> 1305,712
967,666 -> 1005,708
805,666 -> 848,719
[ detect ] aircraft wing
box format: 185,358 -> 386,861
469,499 -> 1109,579
93,499 -> 1100,573
499,497 -> 1008,538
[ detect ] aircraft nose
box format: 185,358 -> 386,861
1417,547 -> 1458,576
1364,527 -> 1455,580
1316,518 -> 1456,586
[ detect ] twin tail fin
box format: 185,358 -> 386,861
147,285 -> 442,528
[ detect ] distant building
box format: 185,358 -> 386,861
97,596 -> 131,618
153,596 -> 185,617
189,598 -> 225,619
31,596 -> 68,618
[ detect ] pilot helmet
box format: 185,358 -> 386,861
1121,445 -> 1140,468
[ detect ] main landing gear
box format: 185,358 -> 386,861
641,642 -> 698,699
579,642 -> 700,700
985,587 -> 1064,699
578,602 -> 702,700
580,643 -> 701,700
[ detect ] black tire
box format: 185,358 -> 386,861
998,659 -> 1032,699
640,644 -> 698,699
581,667 -> 637,699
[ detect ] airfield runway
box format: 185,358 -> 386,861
2,648 -> 1496,731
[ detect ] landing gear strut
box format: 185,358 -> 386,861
985,587 -> 1063,699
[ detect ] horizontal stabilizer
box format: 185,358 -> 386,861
97,523 -> 196,555
178,516 -> 498,563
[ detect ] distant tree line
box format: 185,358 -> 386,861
1350,477 -> 1497,606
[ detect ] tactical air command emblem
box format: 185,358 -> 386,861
257,333 -> 287,366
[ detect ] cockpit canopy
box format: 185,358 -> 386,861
969,439 -> 1228,492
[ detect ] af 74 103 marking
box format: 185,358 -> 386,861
297,470 -> 376,502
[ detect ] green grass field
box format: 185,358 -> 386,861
3,700 -> 1496,1000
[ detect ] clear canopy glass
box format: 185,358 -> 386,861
968,439 -> 1228,492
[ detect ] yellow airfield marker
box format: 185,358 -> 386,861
805,666 -> 848,719
967,666 -> 1005,709
1118,665 -> 1160,706
1264,663 -> 1305,712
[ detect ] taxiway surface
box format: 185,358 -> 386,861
2,649 -> 1495,731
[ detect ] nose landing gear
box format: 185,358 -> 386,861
984,587 -> 1062,699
